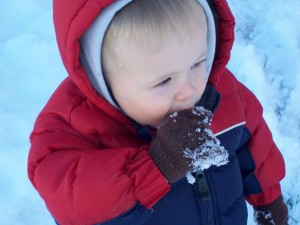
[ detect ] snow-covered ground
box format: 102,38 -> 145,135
0,0 -> 299,224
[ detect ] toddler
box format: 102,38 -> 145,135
28,0 -> 288,224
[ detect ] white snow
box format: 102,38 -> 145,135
254,210 -> 275,225
0,0 -> 299,224
185,122 -> 229,185
170,111 -> 178,122
184,126 -> 229,184
193,107 -> 211,124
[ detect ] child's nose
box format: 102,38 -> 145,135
175,79 -> 195,102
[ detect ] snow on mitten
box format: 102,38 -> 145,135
254,194 -> 289,225
148,107 -> 228,183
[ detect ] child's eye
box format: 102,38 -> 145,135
156,77 -> 172,87
191,60 -> 206,69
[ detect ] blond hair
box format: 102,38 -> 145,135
102,0 -> 206,71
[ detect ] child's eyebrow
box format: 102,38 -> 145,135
150,51 -> 208,85
166,51 -> 208,75
194,51 -> 208,62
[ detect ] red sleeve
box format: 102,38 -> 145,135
238,81 -> 286,206
28,116 -> 170,225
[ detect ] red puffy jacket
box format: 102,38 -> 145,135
28,0 -> 285,224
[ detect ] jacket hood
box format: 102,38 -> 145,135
53,0 -> 235,109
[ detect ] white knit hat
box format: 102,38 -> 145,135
80,0 -> 216,109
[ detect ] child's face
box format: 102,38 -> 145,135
105,22 -> 207,127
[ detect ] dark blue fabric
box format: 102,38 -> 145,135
99,123 -> 249,225
235,127 -> 262,195
237,146 -> 262,196
132,121 -> 153,142
195,83 -> 221,113
145,178 -> 202,225
96,203 -> 152,225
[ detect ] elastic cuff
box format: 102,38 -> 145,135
253,194 -> 284,210
246,183 -> 282,206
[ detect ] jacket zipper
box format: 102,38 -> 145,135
195,170 -> 216,225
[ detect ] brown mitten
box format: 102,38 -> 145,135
148,106 -> 228,183
254,194 -> 289,225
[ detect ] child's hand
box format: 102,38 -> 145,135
148,107 -> 228,183
254,194 -> 289,225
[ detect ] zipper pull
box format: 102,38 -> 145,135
196,171 -> 211,200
